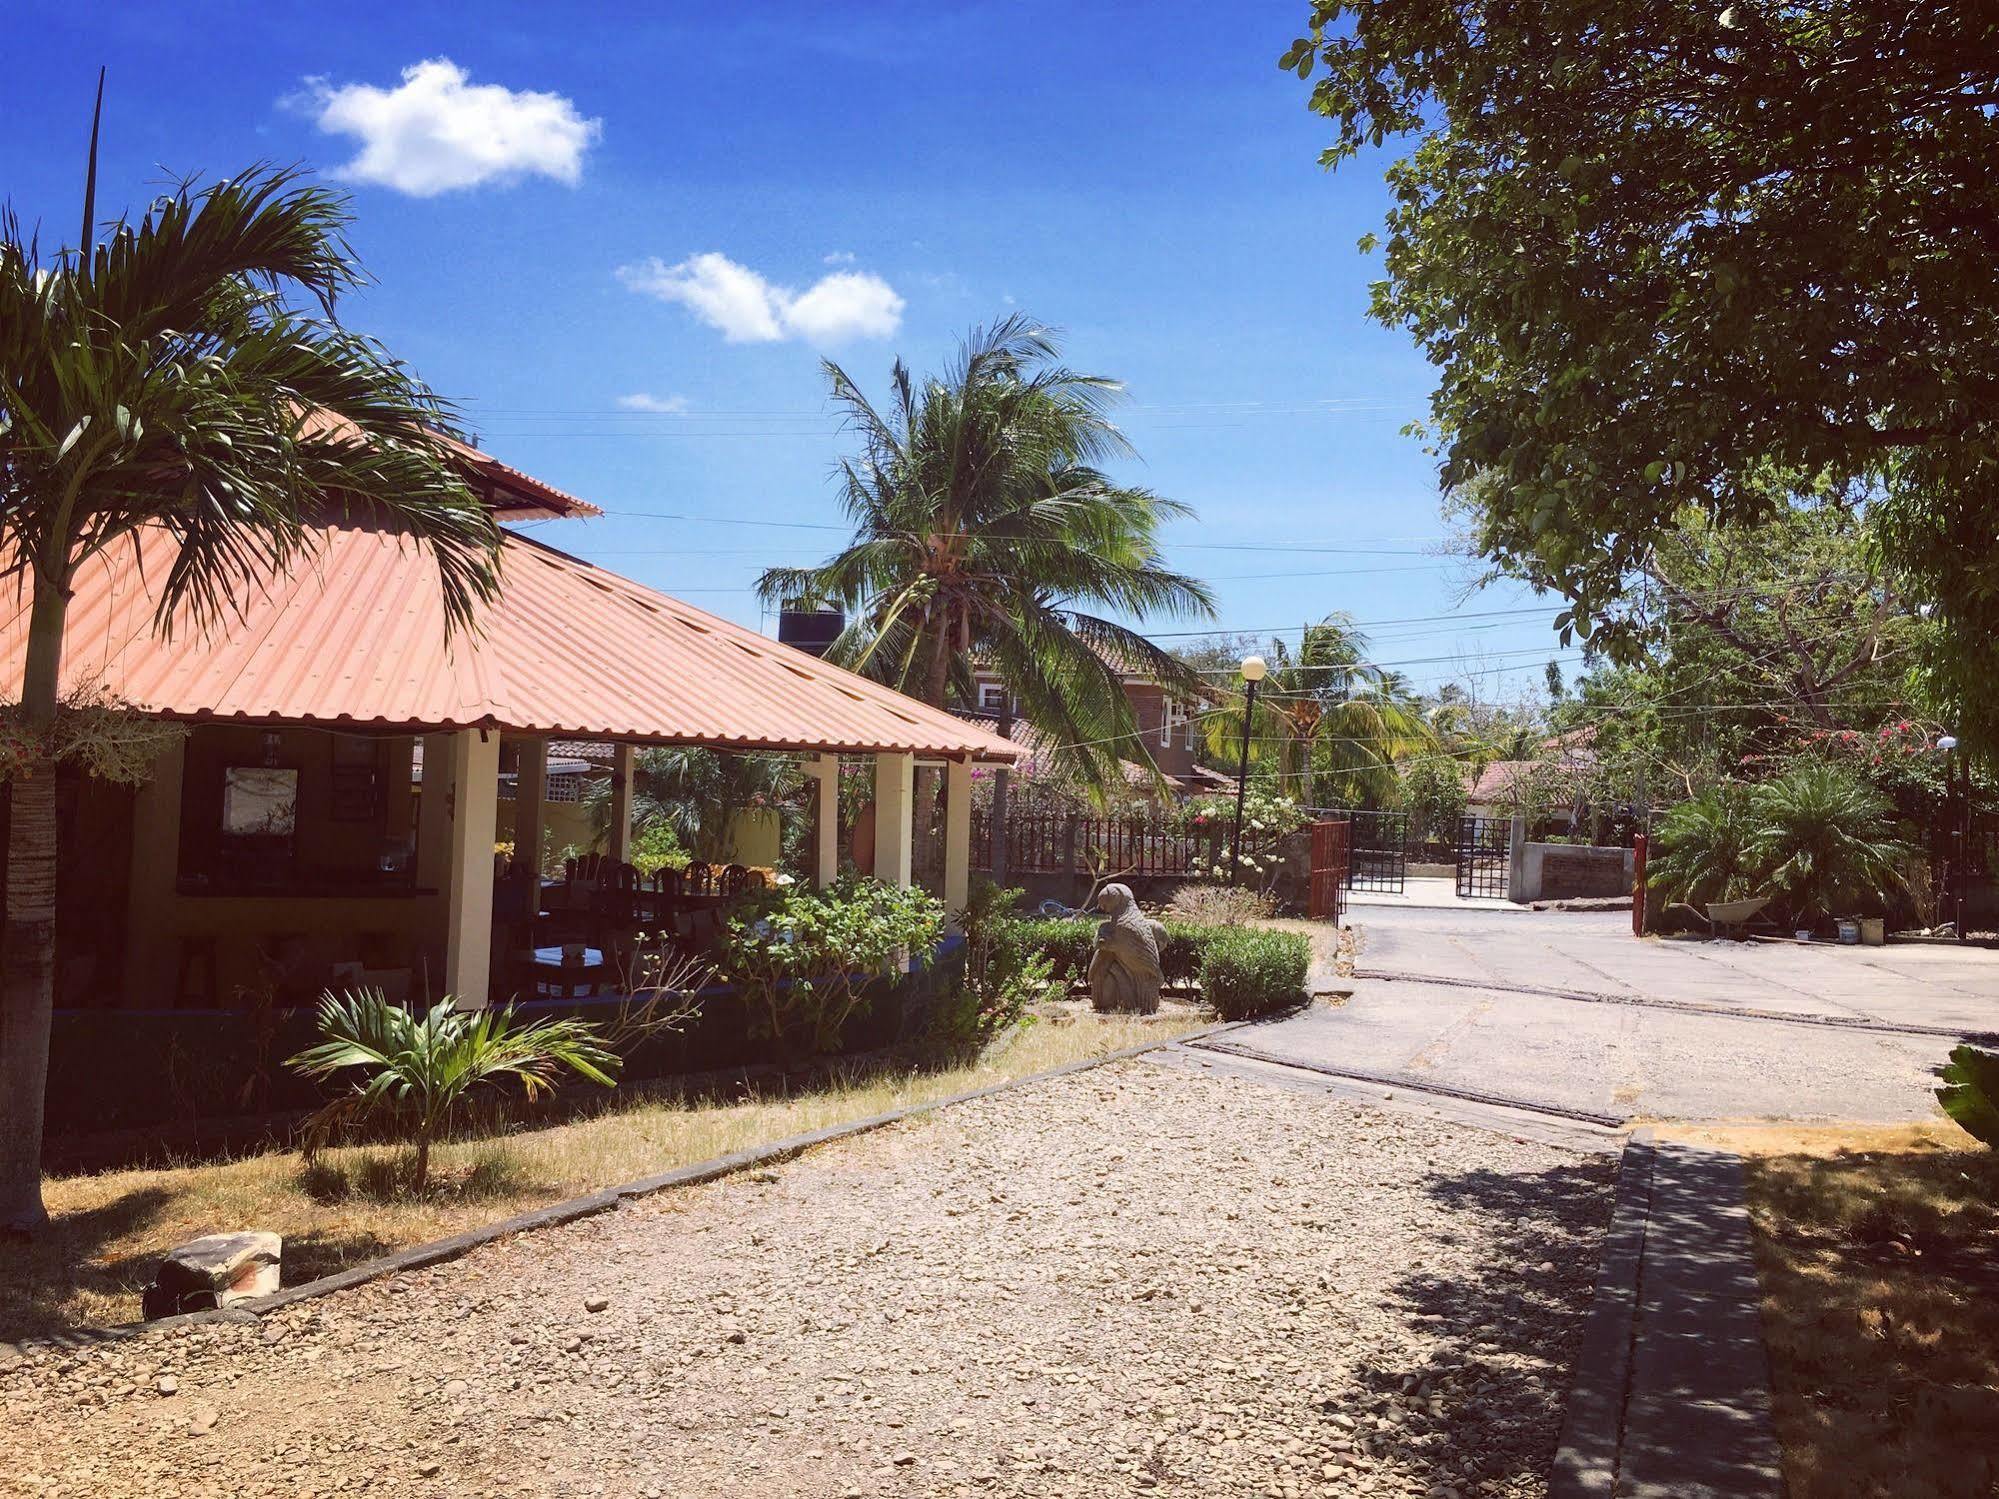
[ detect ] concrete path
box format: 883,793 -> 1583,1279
1550,1134 -> 1784,1499
1256,905 -> 1995,1121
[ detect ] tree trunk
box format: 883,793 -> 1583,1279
0,584 -> 68,1232
910,622 -> 954,882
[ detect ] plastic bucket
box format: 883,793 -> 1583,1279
1836,918 -> 1861,945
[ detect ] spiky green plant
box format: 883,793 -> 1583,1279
1746,761 -> 1910,927
1936,1044 -> 1999,1149
1647,784 -> 1760,910
289,991 -> 619,1194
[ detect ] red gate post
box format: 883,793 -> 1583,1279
1631,832 -> 1648,938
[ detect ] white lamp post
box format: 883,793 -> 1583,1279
1230,655 -> 1268,885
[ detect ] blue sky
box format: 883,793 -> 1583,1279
8,1 -> 1568,700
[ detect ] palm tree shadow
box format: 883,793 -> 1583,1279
1325,1156 -> 1618,1494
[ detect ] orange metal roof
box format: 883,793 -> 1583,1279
0,522 -> 1021,763
296,408 -> 600,520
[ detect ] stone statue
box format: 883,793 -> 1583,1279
1088,883 -> 1166,1015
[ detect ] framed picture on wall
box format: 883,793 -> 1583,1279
330,766 -> 380,821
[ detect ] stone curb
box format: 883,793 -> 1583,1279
4,1019 -> 1240,1357
1550,1128 -> 1786,1499
1550,1127 -> 1655,1499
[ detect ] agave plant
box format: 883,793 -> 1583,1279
289,991 -> 619,1194
1647,785 -> 1759,909
1746,761 -> 1911,928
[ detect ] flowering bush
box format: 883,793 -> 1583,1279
1174,789 -> 1308,838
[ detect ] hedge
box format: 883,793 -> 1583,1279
1005,914 -> 1310,1015
1198,927 -> 1312,1019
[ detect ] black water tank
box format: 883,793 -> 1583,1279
777,605 -> 844,657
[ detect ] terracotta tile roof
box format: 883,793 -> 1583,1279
1465,757 -> 1588,804
0,522 -> 1020,763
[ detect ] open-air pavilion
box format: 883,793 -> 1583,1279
0,439 -> 1019,1018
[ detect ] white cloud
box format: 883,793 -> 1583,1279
302,59 -> 600,196
617,252 -> 904,344
822,250 -> 856,265
616,392 -> 689,413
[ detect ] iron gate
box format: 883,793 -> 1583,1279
1343,809 -> 1410,894
1455,815 -> 1511,899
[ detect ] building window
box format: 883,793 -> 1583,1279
1162,699 -> 1187,749
978,683 -> 1008,712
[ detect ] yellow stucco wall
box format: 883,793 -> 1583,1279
725,808 -> 782,868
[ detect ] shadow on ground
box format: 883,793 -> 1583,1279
1336,1155 -> 1617,1495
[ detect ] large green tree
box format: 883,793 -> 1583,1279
757,315 -> 1214,794
0,148 -> 500,1230
1284,3 -> 1999,750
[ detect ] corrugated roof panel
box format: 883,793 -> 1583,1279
0,521 -> 1020,763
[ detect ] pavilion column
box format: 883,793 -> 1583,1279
443,728 -> 501,1007
811,753 -> 840,889
515,736 -> 547,879
610,744 -> 636,862
873,751 -> 915,888
943,758 -> 973,916
415,731 -> 454,893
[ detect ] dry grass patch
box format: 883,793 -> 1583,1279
3,1011 -> 1199,1342
1664,1120 -> 1999,1499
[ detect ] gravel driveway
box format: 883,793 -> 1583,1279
2,1059 -> 1613,1498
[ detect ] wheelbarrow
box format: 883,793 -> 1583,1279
1705,895 -> 1773,939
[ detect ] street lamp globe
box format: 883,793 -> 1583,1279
1240,655 -> 1268,684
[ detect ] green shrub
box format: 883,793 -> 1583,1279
1937,1044 -> 1999,1149
930,883 -> 1058,1053
1747,761 -> 1911,926
1006,917 -> 1097,985
628,820 -> 690,877
1648,784 -> 1758,909
717,877 -> 945,1058
1198,928 -> 1311,1020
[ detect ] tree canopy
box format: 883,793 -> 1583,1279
1284,2 -> 1999,750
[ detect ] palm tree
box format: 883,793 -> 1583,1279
1205,614 -> 1433,805
755,315 -> 1214,796
0,127 -> 501,1229
587,747 -> 801,864
290,990 -> 618,1196
1747,761 -> 1911,928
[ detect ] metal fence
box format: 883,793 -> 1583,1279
970,805 -> 1281,880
